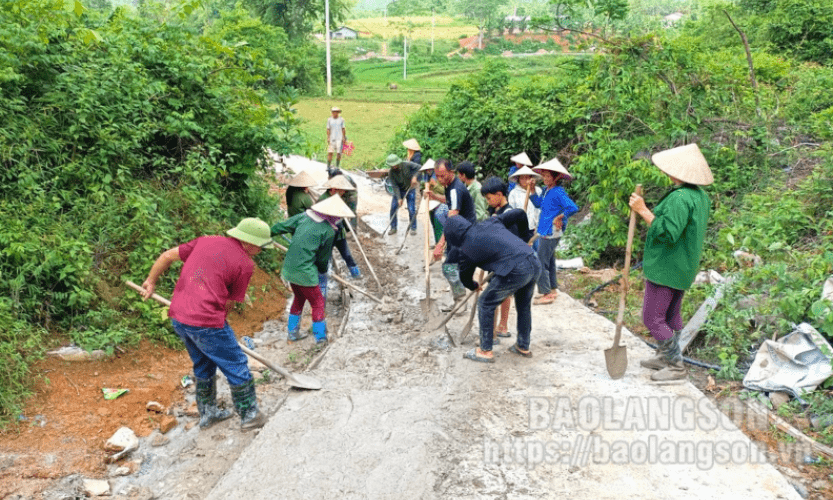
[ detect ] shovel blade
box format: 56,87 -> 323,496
420,297 -> 441,319
604,345 -> 628,379
287,373 -> 323,390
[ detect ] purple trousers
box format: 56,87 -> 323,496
642,280 -> 685,342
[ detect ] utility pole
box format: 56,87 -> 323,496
325,0 -> 332,97
403,36 -> 407,80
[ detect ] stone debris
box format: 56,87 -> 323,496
150,433 -> 169,447
113,484 -> 155,500
145,401 -> 165,413
83,478 -> 110,497
46,345 -> 107,361
158,415 -> 178,434
105,427 -> 138,453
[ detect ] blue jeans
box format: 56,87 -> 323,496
478,254 -> 541,352
390,186 -> 416,231
536,237 -> 560,295
333,235 -> 357,268
171,319 -> 252,387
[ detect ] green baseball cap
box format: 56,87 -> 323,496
385,154 -> 402,168
227,218 -> 274,248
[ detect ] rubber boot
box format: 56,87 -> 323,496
318,273 -> 328,300
650,333 -> 686,381
312,321 -> 328,344
349,266 -> 362,279
195,375 -> 233,429
230,379 -> 267,431
640,331 -> 678,370
286,313 -> 308,342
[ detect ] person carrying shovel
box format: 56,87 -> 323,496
443,215 -> 541,363
385,154 -> 421,235
628,143 -> 712,382
140,218 -> 276,431
319,173 -> 361,279
270,195 -> 355,344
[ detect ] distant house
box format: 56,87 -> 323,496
330,27 -> 358,40
663,12 -> 685,25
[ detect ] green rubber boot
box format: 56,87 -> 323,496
230,379 -> 267,431
640,331 -> 679,371
650,332 -> 686,381
195,376 -> 233,429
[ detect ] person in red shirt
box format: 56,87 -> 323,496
141,218 -> 276,432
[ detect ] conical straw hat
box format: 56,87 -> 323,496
419,158 -> 436,172
509,165 -> 542,180
651,143 -> 714,186
402,138 -> 421,151
510,152 -> 533,166
311,194 -> 355,218
323,174 -> 356,191
288,171 -> 317,188
533,157 -> 572,180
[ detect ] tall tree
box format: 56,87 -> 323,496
244,0 -> 352,40
456,0 -> 510,49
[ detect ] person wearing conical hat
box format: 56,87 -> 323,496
385,153 -> 421,235
418,159 -> 447,245
507,152 -> 533,192
327,106 -> 346,169
507,166 -> 543,240
320,173 -> 361,279
629,143 -> 713,382
270,195 -> 355,344
141,218 -> 278,432
286,171 -> 318,217
529,157 -> 579,305
403,138 -> 422,166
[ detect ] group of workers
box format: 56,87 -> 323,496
139,118 -> 713,433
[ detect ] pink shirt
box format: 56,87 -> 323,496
168,236 -> 254,328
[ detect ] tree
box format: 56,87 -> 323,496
243,0 -> 352,40
456,0 -> 510,49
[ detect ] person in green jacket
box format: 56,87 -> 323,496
456,161 -> 488,222
285,171 -> 318,217
320,173 -> 362,279
270,195 -> 355,344
629,143 -> 713,382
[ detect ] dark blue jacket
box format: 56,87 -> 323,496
445,177 -> 476,225
444,216 -> 536,290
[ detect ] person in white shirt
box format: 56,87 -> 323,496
507,166 -> 542,246
326,106 -> 346,168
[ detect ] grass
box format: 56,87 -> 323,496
293,99 -> 423,169
346,16 -> 478,40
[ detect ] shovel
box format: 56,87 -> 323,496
427,273 -> 494,341
604,185 -> 641,380
419,196 -> 440,319
329,273 -> 384,304
124,281 -> 323,390
343,218 -> 383,291
394,187 -> 420,256
382,186 -> 415,237
459,269 -> 485,343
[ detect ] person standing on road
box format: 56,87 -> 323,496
629,143 -> 712,382
418,159 -> 447,246
482,177 -> 532,342
428,159 -> 477,309
285,171 -> 318,218
529,158 -> 579,305
270,195 -> 355,344
385,154 -> 421,235
326,106 -> 346,169
319,174 -> 362,279
141,218 -> 276,431
456,161 -> 488,222
444,215 -> 541,363
403,138 -> 422,166
507,166 -> 543,247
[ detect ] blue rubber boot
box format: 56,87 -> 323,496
349,266 -> 362,279
318,273 -> 328,300
312,321 -> 328,344
286,313 -> 308,342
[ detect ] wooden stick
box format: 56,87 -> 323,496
343,218 -> 383,291
746,399 -> 833,460
523,182 -> 532,212
330,273 -> 383,304
125,280 -> 171,306
612,185 -> 641,348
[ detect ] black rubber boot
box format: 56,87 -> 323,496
640,331 -> 679,370
230,379 -> 267,431
651,332 -> 686,381
195,376 -> 233,429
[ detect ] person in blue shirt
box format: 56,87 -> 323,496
529,157 -> 579,305
444,215 -> 541,363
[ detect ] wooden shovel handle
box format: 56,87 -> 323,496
125,280 -> 171,307
612,185 -> 641,346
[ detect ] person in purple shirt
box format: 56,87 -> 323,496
529,157 -> 578,305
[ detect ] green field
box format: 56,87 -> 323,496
346,16 -> 477,40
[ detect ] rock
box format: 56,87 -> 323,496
146,401 -> 165,413
769,392 -> 791,409
734,250 -> 763,267
112,466 -> 131,476
150,433 -> 169,447
105,427 -> 138,453
114,484 -> 155,500
47,346 -> 107,361
184,401 -> 199,417
185,420 -> 198,431
83,478 -> 110,497
158,415 -> 178,434
812,479 -> 828,490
